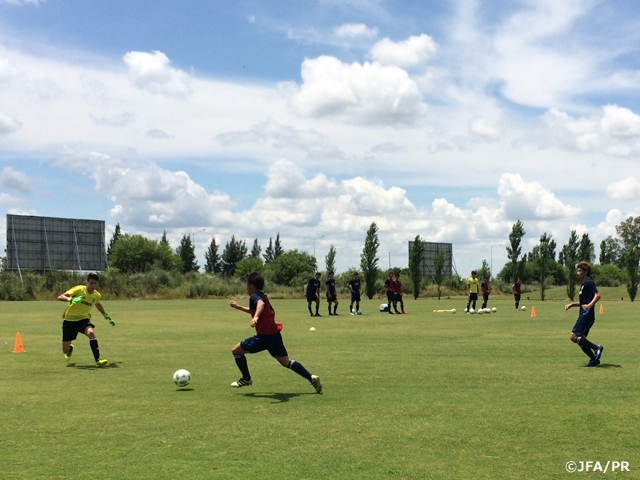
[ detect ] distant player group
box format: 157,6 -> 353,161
305,271 -> 368,316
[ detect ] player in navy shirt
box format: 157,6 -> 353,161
305,272 -> 322,317
348,272 -> 361,315
325,271 -> 339,316
229,272 -> 322,392
565,262 -> 603,367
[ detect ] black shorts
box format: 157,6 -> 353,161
306,294 -> 319,303
386,291 -> 394,302
240,332 -> 288,358
572,312 -> 595,336
62,319 -> 95,342
326,294 -> 337,302
394,293 -> 403,302
468,293 -> 478,301
351,292 -> 361,302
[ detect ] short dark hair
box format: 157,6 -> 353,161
247,271 -> 264,290
316,271 -> 321,276
328,271 -> 334,275
577,262 -> 592,277
87,273 -> 99,282
471,270 -> 477,275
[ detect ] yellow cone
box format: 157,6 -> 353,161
309,327 -> 316,331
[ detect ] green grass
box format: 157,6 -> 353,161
1,292 -> 639,479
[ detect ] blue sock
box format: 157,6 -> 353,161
234,354 -> 251,380
288,360 -> 312,381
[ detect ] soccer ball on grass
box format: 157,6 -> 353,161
173,369 -> 191,387
491,307 -> 497,313
520,306 -> 526,311
451,308 -> 456,314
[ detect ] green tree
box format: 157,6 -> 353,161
221,236 -> 248,278
477,259 -> 491,281
599,236 -> 622,267
269,249 -> 317,286
250,238 -> 261,259
204,236 -> 221,275
176,234 -> 199,273
561,230 -> 579,301
432,246 -> 447,301
234,256 -> 264,280
531,233 -> 556,301
615,216 -> 640,302
263,238 -> 275,264
325,244 -> 337,274
408,236 -> 425,300
110,234 -> 181,273
107,223 -> 122,262
506,220 -> 526,282
360,222 -> 380,300
577,233 -> 595,263
274,233 -> 284,259
160,230 -> 170,247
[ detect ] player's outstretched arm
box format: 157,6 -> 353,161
249,300 -> 264,328
229,301 -> 251,314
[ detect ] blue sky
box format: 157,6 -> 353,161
1,0 -> 640,275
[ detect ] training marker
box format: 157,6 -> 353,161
13,332 -> 25,353
530,306 -> 536,318
599,304 -> 604,314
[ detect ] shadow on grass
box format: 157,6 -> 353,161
67,362 -> 121,370
242,392 -> 315,404
598,363 -> 622,368
176,388 -> 194,392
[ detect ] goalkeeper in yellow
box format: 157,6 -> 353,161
57,272 -> 114,366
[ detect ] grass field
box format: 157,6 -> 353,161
1,291 -> 639,479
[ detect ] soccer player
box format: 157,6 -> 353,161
57,272 -> 114,366
394,272 -> 406,314
481,276 -> 490,309
512,277 -> 522,311
565,262 -> 603,367
326,271 -> 339,316
305,272 -> 322,317
348,272 -> 361,315
465,270 -> 479,313
229,271 -> 322,392
384,271 -> 395,314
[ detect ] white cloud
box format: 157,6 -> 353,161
607,177 -> 640,200
334,23 -> 379,39
90,111 -> 135,127
123,51 -> 191,99
216,118 -> 329,150
265,159 -> 342,199
0,58 -> 20,83
2,0 -> 40,4
469,118 -> 501,138
600,104 -> 640,138
369,34 -> 438,68
1,167 -> 34,193
0,111 -> 22,134
0,192 -> 23,205
288,55 -> 425,125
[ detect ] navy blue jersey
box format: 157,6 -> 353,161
579,278 -> 598,312
307,278 -> 321,297
348,278 -> 361,293
326,278 -> 336,296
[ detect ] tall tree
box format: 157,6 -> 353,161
360,222 -> 380,300
221,236 -> 248,277
270,249 -> 317,286
110,234 -> 181,273
263,238 -> 275,264
615,216 -> 640,302
599,236 -> 622,267
408,235 -> 425,300
176,234 -> 199,273
506,220 -> 526,283
325,244 -> 337,274
250,238 -> 261,259
204,236 -> 221,274
107,223 -> 122,261
274,233 -> 284,259
531,233 -> 556,301
160,230 -> 170,247
561,230 -> 580,301
577,233 -> 595,263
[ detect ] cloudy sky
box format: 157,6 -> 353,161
1,0 -> 640,275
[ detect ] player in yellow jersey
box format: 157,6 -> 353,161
465,270 -> 480,314
57,272 -> 114,366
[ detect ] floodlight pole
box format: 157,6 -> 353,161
304,235 -> 325,260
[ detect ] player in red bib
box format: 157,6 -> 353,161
229,271 -> 322,393
394,273 -> 406,314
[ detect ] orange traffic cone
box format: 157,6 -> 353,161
530,306 -> 536,318
13,332 -> 25,353
599,304 -> 604,314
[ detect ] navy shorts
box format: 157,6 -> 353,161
394,293 -> 403,302
326,294 -> 337,302
514,294 -> 521,302
386,291 -> 394,302
572,312 -> 595,336
62,319 -> 95,342
240,332 -> 288,358
482,294 -> 489,301
307,294 -> 319,303
351,292 -> 361,302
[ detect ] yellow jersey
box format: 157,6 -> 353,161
467,277 -> 480,294
63,285 -> 102,321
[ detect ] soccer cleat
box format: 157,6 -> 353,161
585,359 -> 600,367
350,311 -> 355,315
64,344 -> 74,361
310,375 -> 323,394
402,311 -> 407,314
96,359 -> 108,366
594,345 -> 604,362
315,313 -> 322,317
231,378 -> 253,388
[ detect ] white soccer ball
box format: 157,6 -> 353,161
484,308 -> 491,314
492,307 -> 497,313
357,309 -> 362,315
379,304 -> 387,312
469,308 -> 475,314
520,306 -> 526,311
478,309 -> 484,315
451,308 -> 456,314
173,369 -> 191,387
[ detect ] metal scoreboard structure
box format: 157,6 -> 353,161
6,214 -> 107,274
407,241 -> 453,278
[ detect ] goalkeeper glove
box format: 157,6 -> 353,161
69,296 -> 83,305
103,313 -> 115,326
